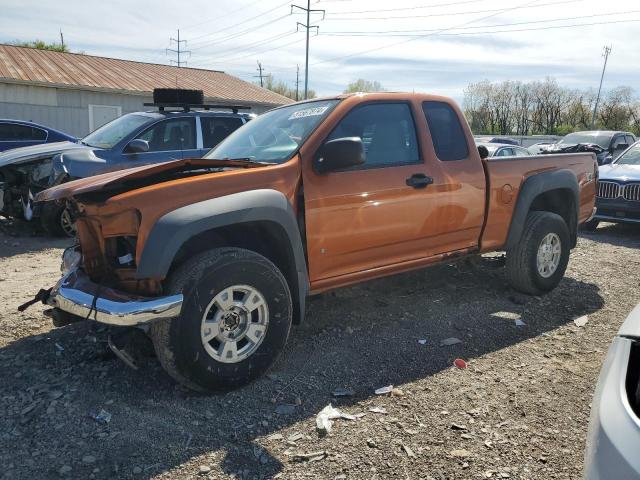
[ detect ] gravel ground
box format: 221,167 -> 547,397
1,218 -> 639,480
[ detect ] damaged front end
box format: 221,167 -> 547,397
43,201 -> 183,326
0,158 -> 53,219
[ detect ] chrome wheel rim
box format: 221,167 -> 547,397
60,208 -> 76,237
536,233 -> 561,278
200,284 -> 269,364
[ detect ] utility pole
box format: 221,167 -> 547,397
59,29 -> 64,49
592,45 -> 612,128
295,64 -> 300,101
254,60 -> 267,87
167,29 -> 191,67
291,1 -> 325,99
253,60 -> 269,87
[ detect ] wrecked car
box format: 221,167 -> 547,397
0,88 -> 253,236
33,92 -> 597,392
544,130 -> 636,165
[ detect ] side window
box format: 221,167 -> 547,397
612,135 -> 628,149
31,127 -> 47,141
327,103 -> 419,169
422,101 -> 469,161
0,123 -> 39,141
496,148 -> 514,157
626,135 -> 635,146
201,117 -> 244,148
514,147 -> 529,157
134,118 -> 196,152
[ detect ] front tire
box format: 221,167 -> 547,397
506,211 -> 570,295
150,248 -> 292,392
41,203 -> 76,237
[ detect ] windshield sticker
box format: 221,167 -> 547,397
288,105 -> 330,120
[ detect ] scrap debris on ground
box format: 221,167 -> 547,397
0,218 -> 639,479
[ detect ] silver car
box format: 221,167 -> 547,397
584,304 -> 640,479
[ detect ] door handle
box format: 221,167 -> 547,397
406,173 -> 434,189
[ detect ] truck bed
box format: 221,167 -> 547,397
481,152 -> 598,252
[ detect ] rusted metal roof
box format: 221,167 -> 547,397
0,44 -> 292,106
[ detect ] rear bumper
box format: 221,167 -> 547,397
47,268 -> 183,327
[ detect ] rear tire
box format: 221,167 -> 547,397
150,248 -> 292,392
580,218 -> 600,231
41,203 -> 75,237
506,211 -> 570,295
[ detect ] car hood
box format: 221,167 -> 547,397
0,141 -> 86,168
36,158 -> 270,203
599,163 -> 640,182
619,304 -> 640,339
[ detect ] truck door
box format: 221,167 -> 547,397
302,99 -> 486,284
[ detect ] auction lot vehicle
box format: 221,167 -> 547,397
583,141 -> 640,230
0,119 -> 77,152
34,92 -> 597,392
546,130 -> 636,165
0,89 -> 252,237
475,141 -> 531,158
584,304 -> 640,479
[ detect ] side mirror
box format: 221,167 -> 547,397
125,139 -> 149,154
313,137 -> 365,174
478,145 -> 489,160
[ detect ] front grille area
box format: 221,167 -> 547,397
597,181 -> 621,199
623,183 -> 640,201
597,181 -> 640,201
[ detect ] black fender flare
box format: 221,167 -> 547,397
505,169 -> 580,251
136,189 -> 309,320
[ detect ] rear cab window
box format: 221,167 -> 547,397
422,101 -> 469,161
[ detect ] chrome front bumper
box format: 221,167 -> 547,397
47,268 -> 183,327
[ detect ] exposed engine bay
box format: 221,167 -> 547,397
0,157 -> 54,219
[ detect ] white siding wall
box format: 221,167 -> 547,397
0,83 -> 272,137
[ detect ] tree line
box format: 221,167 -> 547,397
463,77 -> 640,136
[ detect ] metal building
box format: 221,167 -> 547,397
0,44 -> 292,137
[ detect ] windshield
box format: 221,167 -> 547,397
205,100 -> 340,163
615,143 -> 640,165
559,133 -> 611,148
82,113 -> 150,149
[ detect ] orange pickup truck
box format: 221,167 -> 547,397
35,92 -> 597,392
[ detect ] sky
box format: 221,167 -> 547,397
1,0 -> 639,102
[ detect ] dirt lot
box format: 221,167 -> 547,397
1,218 -> 639,480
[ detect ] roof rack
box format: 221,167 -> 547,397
143,103 -> 251,114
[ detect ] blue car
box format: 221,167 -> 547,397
0,103 -> 252,236
0,119 -> 76,152
584,141 -> 640,230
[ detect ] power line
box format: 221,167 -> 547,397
310,0 -> 540,67
190,34 -> 302,68
592,45 -> 612,128
181,0 -> 265,31
188,0 -> 291,45
319,10 -> 640,36
189,14 -> 291,51
166,29 -> 190,67
190,30 -> 295,59
327,0 -> 491,15
323,0 -> 580,21
291,0 -> 325,100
